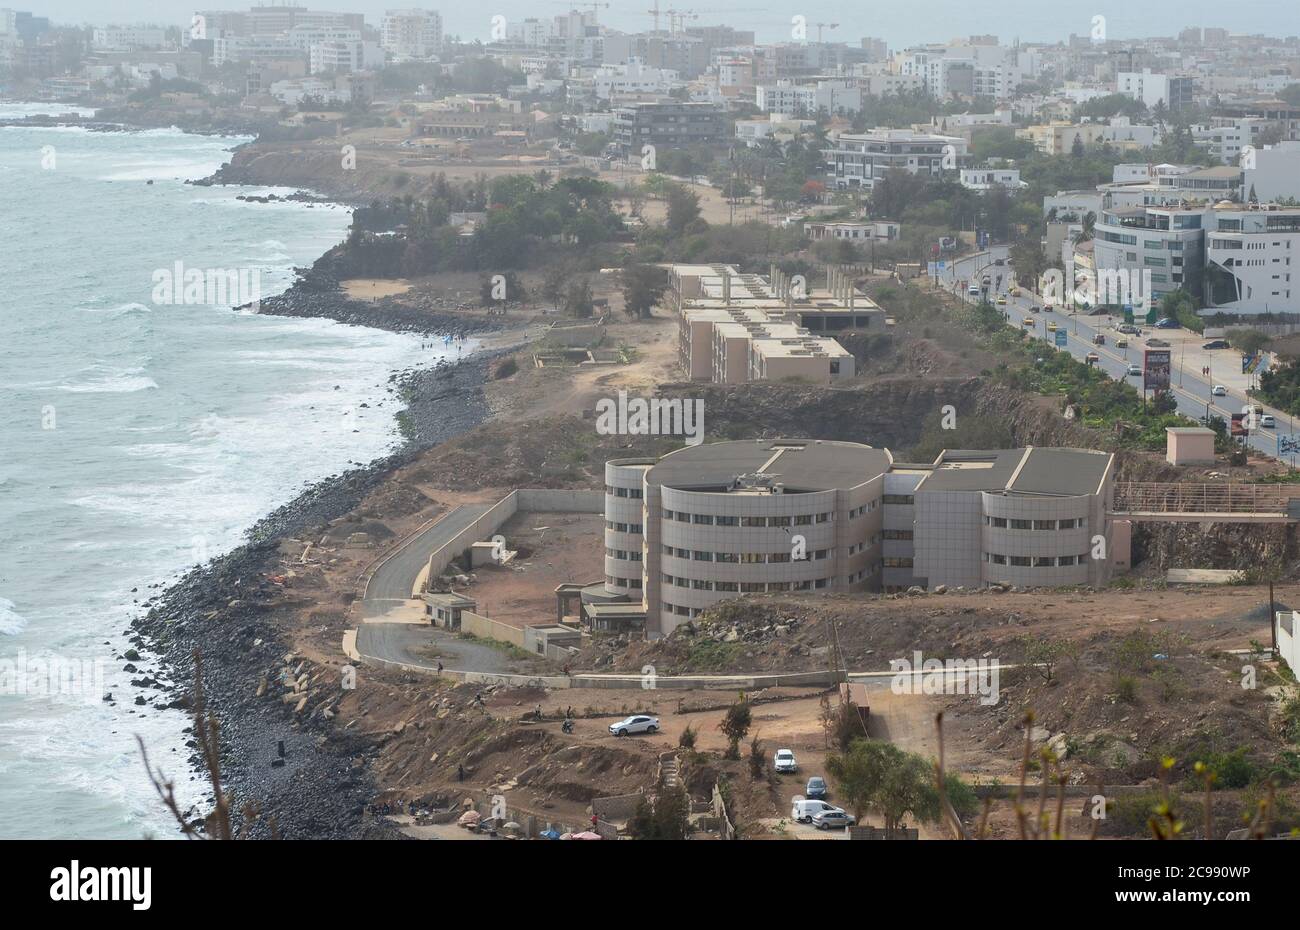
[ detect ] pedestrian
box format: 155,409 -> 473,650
437,660 -> 444,674
536,703 -> 543,720
458,763 -> 465,782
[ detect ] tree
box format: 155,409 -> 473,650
563,278 -> 594,319
825,739 -> 942,837
541,264 -> 569,310
718,697 -> 752,760
749,735 -> 766,779
620,263 -> 668,319
1226,329 -> 1271,357
627,788 -> 690,840
665,182 -> 702,236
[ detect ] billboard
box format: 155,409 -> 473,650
1143,349 -> 1171,391
1054,329 -> 1067,347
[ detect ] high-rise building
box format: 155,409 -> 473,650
380,8 -> 442,59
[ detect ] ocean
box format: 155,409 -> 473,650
0,102 -> 449,838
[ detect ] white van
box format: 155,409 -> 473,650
790,798 -> 839,823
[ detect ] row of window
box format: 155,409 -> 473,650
662,575 -> 834,599
606,548 -> 644,562
661,510 -> 832,527
604,485 -> 644,499
984,553 -> 1089,567
882,494 -> 914,505
606,521 -> 644,534
985,517 -> 1085,530
662,544 -> 832,562
605,574 -> 643,589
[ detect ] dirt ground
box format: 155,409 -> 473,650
465,510 -> 605,629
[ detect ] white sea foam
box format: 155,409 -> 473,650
0,597 -> 28,635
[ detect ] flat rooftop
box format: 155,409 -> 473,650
647,439 -> 892,493
915,447 -> 1112,496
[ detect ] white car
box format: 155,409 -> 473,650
791,798 -> 841,823
812,808 -> 857,830
1127,364 -> 1142,377
608,715 -> 659,737
1212,385 -> 1228,397
1260,414 -> 1276,429
774,749 -> 798,774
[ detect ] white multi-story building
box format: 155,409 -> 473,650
380,8 -> 442,59
1116,69 -> 1195,110
212,35 -> 301,67
1194,118 -> 1274,165
91,26 -> 168,51
1204,205 -> 1300,314
960,167 -> 1025,191
591,58 -> 681,101
309,39 -> 383,75
894,42 -> 1027,101
756,79 -> 862,116
823,129 -> 968,191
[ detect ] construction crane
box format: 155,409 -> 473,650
814,21 -> 839,42
549,1 -> 610,16
652,5 -> 767,34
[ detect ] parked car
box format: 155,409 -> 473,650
1116,324 -> 1141,335
1127,364 -> 1142,377
1260,414 -> 1277,429
1146,338 -> 1170,348
608,715 -> 659,737
1212,385 -> 1228,397
805,776 -> 829,800
1203,340 -> 1229,350
774,749 -> 798,774
791,798 -> 840,823
812,808 -> 857,830
1154,318 -> 1181,328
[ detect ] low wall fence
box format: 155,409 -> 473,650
425,489 -> 604,588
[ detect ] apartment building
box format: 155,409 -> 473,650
91,27 -> 168,51
823,129 -> 968,191
1116,69 -> 1195,110
755,79 -> 862,117
590,58 -> 682,101
598,441 -> 1117,636
670,263 -> 883,386
1193,117 -> 1273,163
380,8 -> 442,59
803,220 -> 901,242
610,101 -> 725,156
309,38 -> 383,75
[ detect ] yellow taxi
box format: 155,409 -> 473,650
996,295 -> 1007,305
1009,287 -> 1020,297
1046,322 -> 1058,332
1022,317 -> 1036,328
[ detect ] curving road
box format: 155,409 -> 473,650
361,503 -> 493,617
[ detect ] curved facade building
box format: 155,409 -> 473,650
601,441 -> 1118,637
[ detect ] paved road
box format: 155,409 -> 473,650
355,622 -> 514,674
362,503 -> 494,616
931,249 -> 1299,464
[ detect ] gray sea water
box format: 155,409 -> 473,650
0,102 -> 449,838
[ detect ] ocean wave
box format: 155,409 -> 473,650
0,597 -> 28,635
78,301 -> 152,317
58,365 -> 157,394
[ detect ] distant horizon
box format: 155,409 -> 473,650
21,0 -> 1300,49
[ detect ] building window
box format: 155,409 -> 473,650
989,517 -> 1007,528
716,515 -> 739,526
1009,556 -> 1031,567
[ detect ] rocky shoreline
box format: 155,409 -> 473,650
129,342 -> 512,838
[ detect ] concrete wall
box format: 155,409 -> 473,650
461,610 -> 527,648
1277,610 -> 1299,676
426,490 -> 603,583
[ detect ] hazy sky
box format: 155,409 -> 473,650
30,1 -> 1300,47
